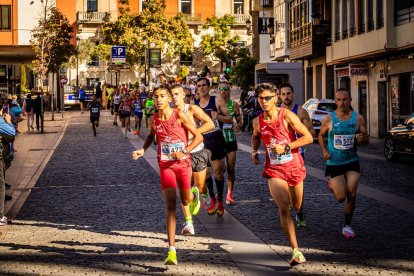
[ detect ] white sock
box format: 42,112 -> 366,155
169,246 -> 176,252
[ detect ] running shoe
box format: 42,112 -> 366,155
289,248 -> 306,266
0,216 -> 8,226
226,192 -> 235,205
164,249 -> 177,265
342,225 -> 356,238
202,194 -> 210,210
295,214 -> 307,227
207,196 -> 217,215
328,180 -> 333,192
181,221 -> 195,236
216,201 -> 224,216
189,187 -> 200,216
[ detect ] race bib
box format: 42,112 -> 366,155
267,147 -> 293,165
212,118 -> 220,130
160,142 -> 187,161
91,107 -> 99,113
134,103 -> 142,112
223,123 -> 233,129
334,134 -> 355,150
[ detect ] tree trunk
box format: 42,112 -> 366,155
51,72 -> 55,121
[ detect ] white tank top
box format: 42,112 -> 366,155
184,104 -> 204,153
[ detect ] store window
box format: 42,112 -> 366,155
181,0 -> 191,15
376,0 -> 383,28
87,0 -> 98,12
87,56 -> 100,67
234,0 -> 244,14
0,5 -> 11,30
394,0 -> 414,26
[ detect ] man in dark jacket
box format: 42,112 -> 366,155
33,93 -> 43,130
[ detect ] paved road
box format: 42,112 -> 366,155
0,110 -> 413,275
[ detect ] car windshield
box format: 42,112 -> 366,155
318,103 -> 337,112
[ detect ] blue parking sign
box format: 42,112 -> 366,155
111,46 -> 126,63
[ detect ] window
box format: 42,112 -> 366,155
180,51 -> 193,66
234,0 -> 244,14
87,0 -> 98,12
342,0 -> 348,39
367,0 -> 374,31
335,0 -> 340,41
394,0 -> 414,26
350,0 -> 356,36
181,0 -> 191,15
0,5 -> 11,30
87,56 -> 99,67
358,0 -> 365,34
376,0 -> 384,29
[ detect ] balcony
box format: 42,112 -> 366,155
233,14 -> 251,25
77,12 -> 110,24
260,0 -> 274,8
289,21 -> 331,60
182,13 -> 202,25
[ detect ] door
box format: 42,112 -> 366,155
359,81 -> 367,122
378,81 -> 387,137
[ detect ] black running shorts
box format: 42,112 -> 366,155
191,149 -> 209,172
325,160 -> 360,178
203,130 -> 226,161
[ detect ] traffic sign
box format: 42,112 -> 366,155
111,46 -> 126,63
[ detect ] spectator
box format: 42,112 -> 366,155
33,93 -> 43,130
79,85 -> 86,113
22,93 -> 34,130
95,82 -> 103,104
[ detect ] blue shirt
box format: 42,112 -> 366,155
79,88 -> 86,100
0,117 -> 16,136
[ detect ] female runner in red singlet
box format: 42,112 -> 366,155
132,85 -> 203,265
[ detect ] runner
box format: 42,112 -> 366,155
170,84 -> 215,217
194,77 -> 233,216
111,89 -> 121,126
317,88 -> 368,238
86,95 -> 103,136
277,82 -> 315,227
132,91 -> 144,135
144,92 -> 155,128
79,85 -> 86,113
216,81 -> 242,205
251,83 -> 313,266
132,85 -> 203,265
118,94 -> 133,138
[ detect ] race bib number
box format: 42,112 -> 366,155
91,107 -> 99,113
267,147 -> 293,165
334,134 -> 355,150
160,142 -> 187,161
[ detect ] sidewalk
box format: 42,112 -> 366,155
1,112 -> 68,235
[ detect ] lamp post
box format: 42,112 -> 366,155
76,36 -> 80,91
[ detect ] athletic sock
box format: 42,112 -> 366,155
169,246 -> 176,252
215,178 -> 225,202
345,214 -> 352,226
206,177 -> 215,198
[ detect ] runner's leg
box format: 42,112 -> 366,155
344,171 -> 360,225
330,175 -> 347,202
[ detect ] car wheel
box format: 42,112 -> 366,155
384,138 -> 398,161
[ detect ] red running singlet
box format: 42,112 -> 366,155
259,108 -> 306,186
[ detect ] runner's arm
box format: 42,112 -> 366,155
177,111 -> 203,153
318,114 -> 331,160
191,105 -> 214,134
251,117 -> 261,164
356,114 -> 369,145
284,109 -> 313,150
215,97 -> 234,124
141,116 -> 155,150
298,107 -> 316,137
233,101 -> 242,129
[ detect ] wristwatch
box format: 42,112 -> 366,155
182,149 -> 188,154
284,144 -> 291,154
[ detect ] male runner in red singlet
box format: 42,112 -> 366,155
251,83 -> 313,266
132,85 -> 203,265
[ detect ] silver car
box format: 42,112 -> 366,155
302,98 -> 337,135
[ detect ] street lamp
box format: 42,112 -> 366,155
311,11 -> 321,26
76,36 -> 80,90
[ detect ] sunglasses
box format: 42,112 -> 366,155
197,84 -> 207,88
218,87 -> 230,91
258,96 -> 274,102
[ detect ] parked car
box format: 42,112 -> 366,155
384,112 -> 414,161
302,98 -> 337,135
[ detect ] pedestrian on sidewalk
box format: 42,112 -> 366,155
33,93 -> 42,130
95,82 -> 103,104
0,110 -> 16,226
317,88 -> 369,238
251,83 -> 313,266
132,85 -> 203,266
22,94 -> 34,130
86,95 -> 103,136
79,85 -> 86,113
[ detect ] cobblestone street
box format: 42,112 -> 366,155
0,110 -> 413,275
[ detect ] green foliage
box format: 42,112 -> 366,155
179,65 -> 189,78
20,65 -> 31,93
99,0 -> 193,66
229,47 -> 258,90
200,15 -> 240,66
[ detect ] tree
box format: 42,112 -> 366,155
200,15 -> 240,72
178,65 -> 189,78
229,47 -> 258,91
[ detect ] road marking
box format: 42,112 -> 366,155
126,130 -> 296,275
237,142 -> 414,215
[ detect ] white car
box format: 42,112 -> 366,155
302,98 -> 337,135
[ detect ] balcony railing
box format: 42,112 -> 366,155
260,0 -> 274,8
289,23 -> 312,48
77,12 -> 110,24
182,13 -> 202,24
233,14 -> 251,25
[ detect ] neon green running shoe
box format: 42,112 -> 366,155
164,249 -> 177,265
295,214 -> 307,227
289,248 -> 306,266
189,187 -> 200,216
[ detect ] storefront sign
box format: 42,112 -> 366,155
336,68 -> 349,77
149,49 -> 161,68
349,64 -> 368,76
